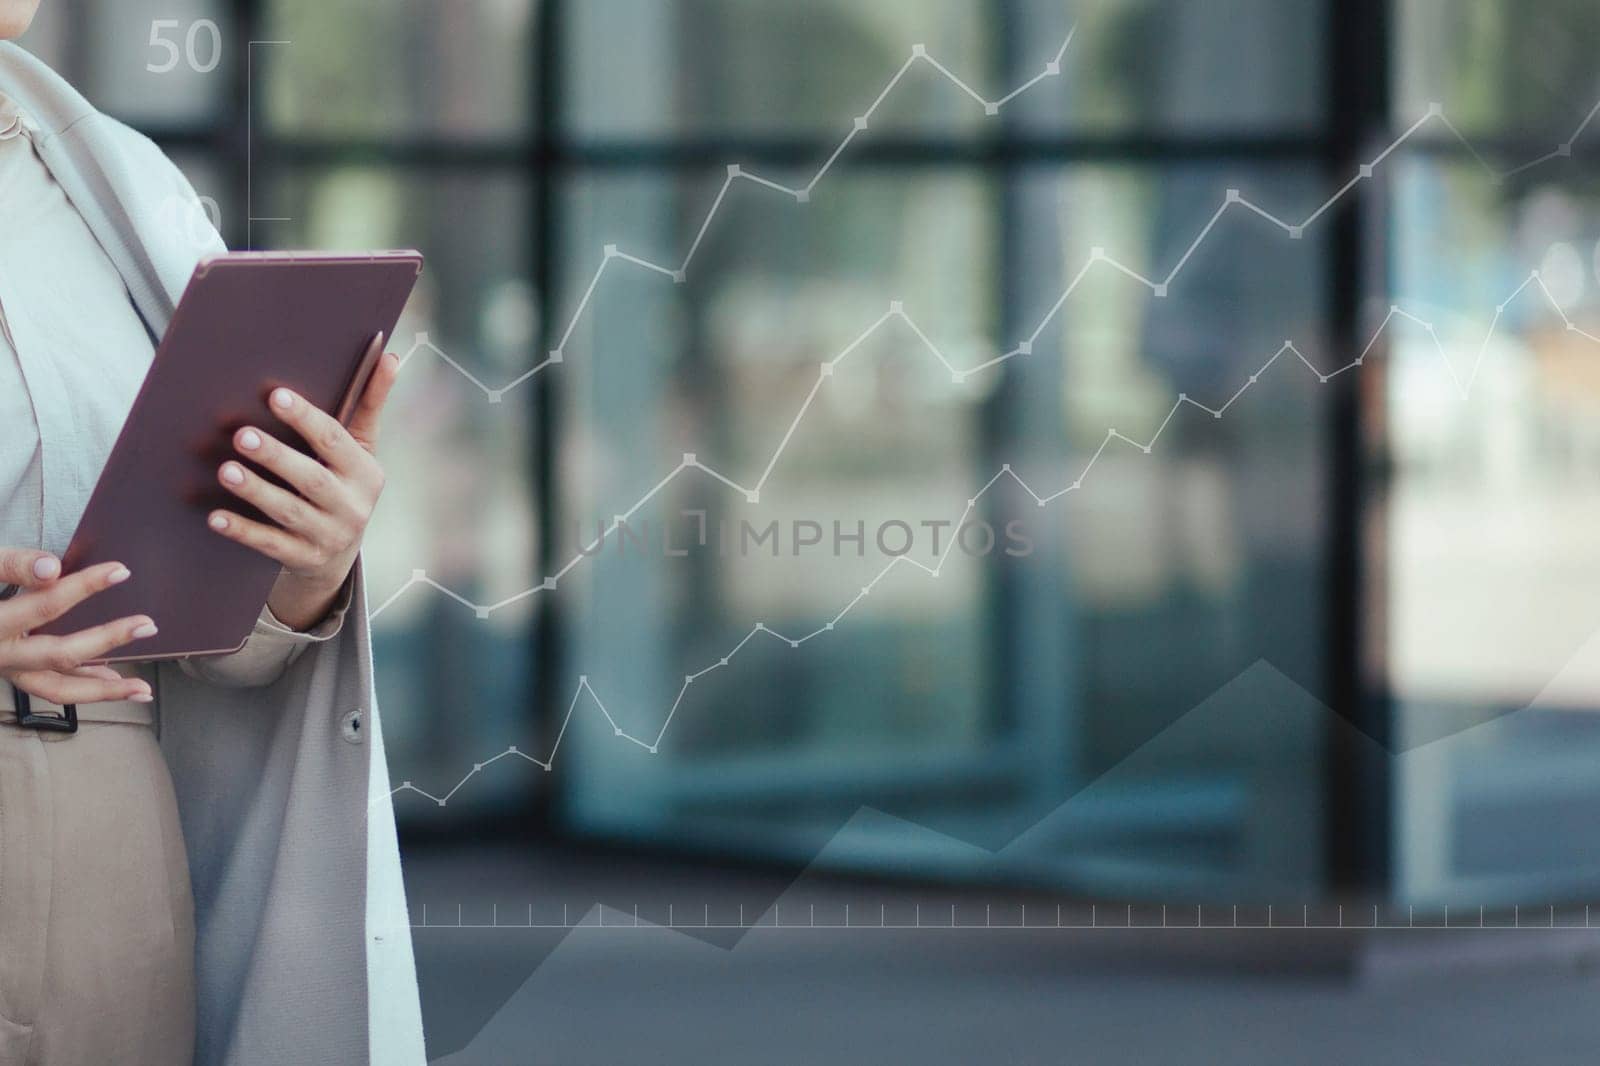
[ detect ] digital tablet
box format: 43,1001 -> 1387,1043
35,250 -> 424,661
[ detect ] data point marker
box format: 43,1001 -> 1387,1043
604,243 -> 618,257
475,607 -> 489,619
1559,142 -> 1573,157
1002,463 -> 1012,472
1250,375 -> 1259,384
789,640 -> 799,648
1319,375 -> 1329,383
474,763 -> 483,772
912,43 -> 927,56
720,657 -> 728,666
1018,340 -> 1033,355
984,102 -> 999,116
795,189 -> 810,203
821,362 -> 834,377
685,675 -> 693,684
952,371 -> 965,384
1359,164 -> 1373,178
1045,60 -> 1060,75
727,163 -> 742,177
1288,226 -> 1303,240
548,349 -> 564,364
413,330 -> 430,346
1154,283 -> 1168,297
1427,101 -> 1443,116
967,499 -> 975,508
1213,412 -> 1222,419
542,577 -> 556,590
411,568 -> 427,580
825,622 -> 834,631
746,491 -> 760,504
683,452 -> 697,465
648,746 -> 658,754
487,390 -> 504,404
889,300 -> 904,314
1179,392 -> 1188,401
1141,446 -> 1151,454
1226,188 -> 1241,202
854,116 -> 869,132
1072,481 -> 1082,490
672,269 -> 686,283
614,728 -> 622,736
1091,245 -> 1105,259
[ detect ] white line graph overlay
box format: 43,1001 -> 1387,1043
375,22 -> 1600,803
395,35 -> 1600,403
396,27 -> 1079,401
374,89 -> 1599,628
387,267 -> 1596,805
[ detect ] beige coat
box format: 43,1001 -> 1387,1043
0,43 -> 425,1066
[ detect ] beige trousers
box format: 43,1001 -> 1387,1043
0,691 -> 195,1066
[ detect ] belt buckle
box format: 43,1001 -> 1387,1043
11,683 -> 77,733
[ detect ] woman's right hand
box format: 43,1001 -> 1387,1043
0,548 -> 157,705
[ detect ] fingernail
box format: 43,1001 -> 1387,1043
32,555 -> 59,580
221,463 -> 245,485
107,566 -> 132,585
209,514 -> 229,531
130,691 -> 154,703
132,622 -> 159,639
239,429 -> 262,451
271,388 -> 295,410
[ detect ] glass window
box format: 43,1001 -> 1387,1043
264,0 -> 537,139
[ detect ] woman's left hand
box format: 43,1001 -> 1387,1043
209,350 -> 401,631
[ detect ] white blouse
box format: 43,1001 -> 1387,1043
0,89 -> 156,557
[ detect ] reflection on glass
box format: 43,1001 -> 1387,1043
556,159 -> 1333,897
1396,0 -> 1600,134
1011,0 -> 1322,134
265,0 -> 536,138
266,168 -> 539,820
566,0 -> 991,139
1388,157 -> 1600,902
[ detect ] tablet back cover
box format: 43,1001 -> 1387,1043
36,251 -> 422,661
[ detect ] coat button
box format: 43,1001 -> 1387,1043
341,708 -> 366,745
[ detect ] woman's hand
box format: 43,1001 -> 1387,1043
208,351 -> 401,631
0,550 -> 156,704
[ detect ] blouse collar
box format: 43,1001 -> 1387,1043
0,88 -> 36,140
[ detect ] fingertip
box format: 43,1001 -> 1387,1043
208,512 -> 230,532
129,690 -> 154,704
271,388 -> 296,411
31,554 -> 60,581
